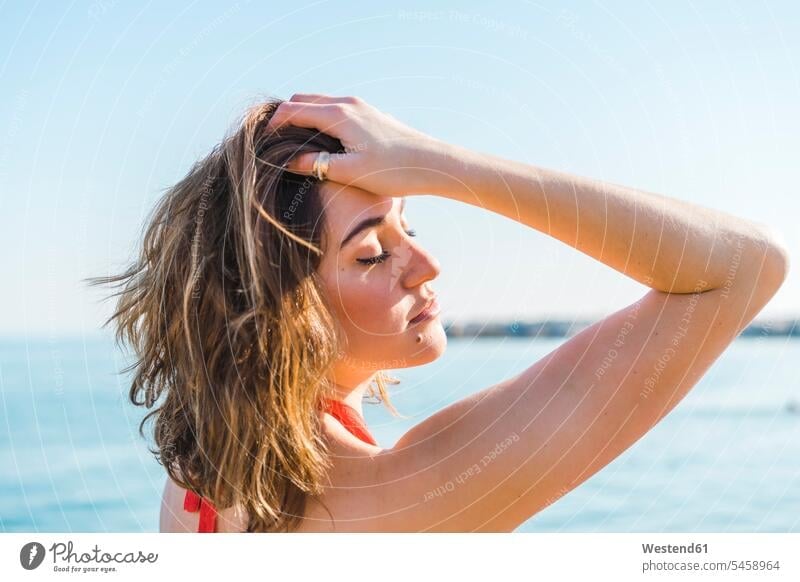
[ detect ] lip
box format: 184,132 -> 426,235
409,296 -> 441,325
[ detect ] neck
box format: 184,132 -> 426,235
327,364 -> 378,418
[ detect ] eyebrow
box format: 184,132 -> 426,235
340,198 -> 407,251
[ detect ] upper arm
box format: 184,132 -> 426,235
364,248 -> 787,532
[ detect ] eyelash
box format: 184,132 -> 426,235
356,229 -> 417,265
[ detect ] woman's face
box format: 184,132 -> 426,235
316,183 -> 447,374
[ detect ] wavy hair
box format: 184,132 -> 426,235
87,97 -> 400,532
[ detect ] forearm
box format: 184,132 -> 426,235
424,140 -> 781,294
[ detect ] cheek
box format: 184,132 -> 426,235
327,269 -> 406,332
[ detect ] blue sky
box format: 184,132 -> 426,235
1,0 -> 798,335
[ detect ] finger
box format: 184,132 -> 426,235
288,93 -> 333,104
282,151 -> 332,177
289,93 -> 362,105
284,150 -> 347,183
288,93 -> 336,104
266,102 -> 344,133
283,151 -> 318,175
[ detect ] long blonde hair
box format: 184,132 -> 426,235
87,97 -> 399,532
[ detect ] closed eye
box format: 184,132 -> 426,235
356,229 -> 417,266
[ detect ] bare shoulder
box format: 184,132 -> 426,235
293,412 -> 388,532
159,474 -> 196,533
158,414 -> 386,533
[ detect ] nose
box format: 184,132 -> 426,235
401,240 -> 441,290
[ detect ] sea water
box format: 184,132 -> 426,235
1,334 -> 797,532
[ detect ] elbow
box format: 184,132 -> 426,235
763,225 -> 790,288
750,224 -> 790,295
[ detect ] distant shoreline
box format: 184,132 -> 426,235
442,318 -> 800,339
1,319 -> 798,342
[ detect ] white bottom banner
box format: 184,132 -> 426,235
1,533 -> 797,581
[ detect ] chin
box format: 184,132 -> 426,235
402,320 -> 448,367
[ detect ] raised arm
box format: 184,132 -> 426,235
271,94 -> 784,296
421,140 -> 786,295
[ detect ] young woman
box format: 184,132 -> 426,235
94,94 -> 788,533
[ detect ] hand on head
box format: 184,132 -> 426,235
267,93 -> 442,198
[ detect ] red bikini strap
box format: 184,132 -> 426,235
320,397 -> 378,446
184,489 -> 218,533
